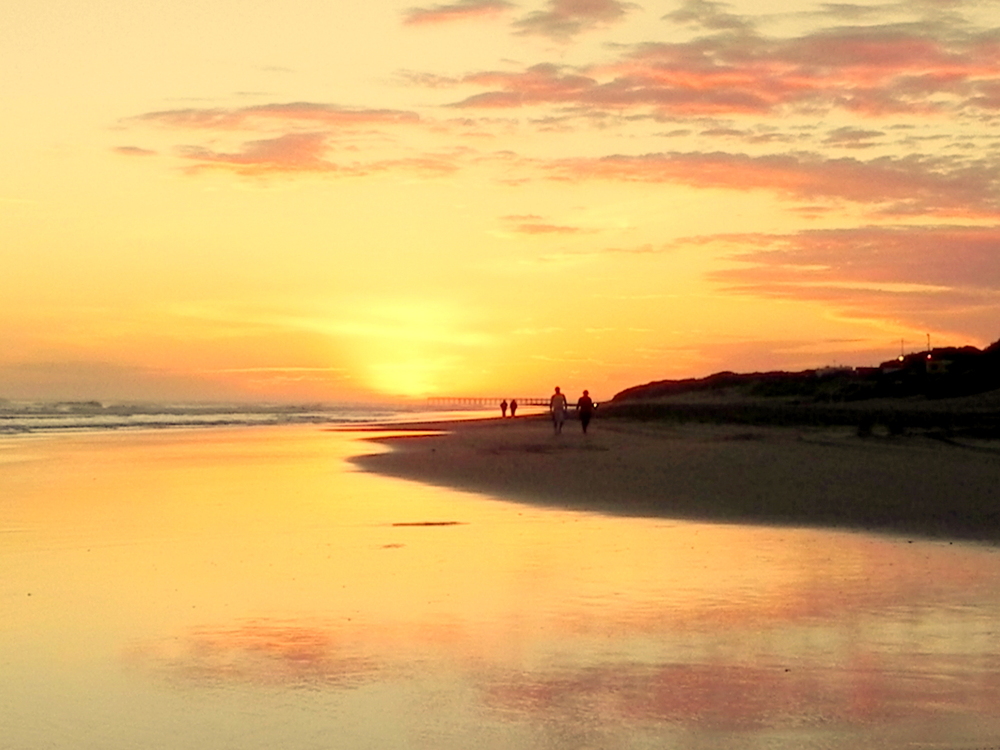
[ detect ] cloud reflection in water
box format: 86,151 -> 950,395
128,604 -> 1000,735
128,620 -> 382,689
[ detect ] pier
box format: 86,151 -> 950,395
427,397 -> 551,407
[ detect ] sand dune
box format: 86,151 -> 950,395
349,415 -> 1000,542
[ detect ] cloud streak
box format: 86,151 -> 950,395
710,225 -> 1000,291
548,151 -> 1000,217
172,132 -> 463,176
114,145 -> 157,156
663,0 -> 755,33
178,132 -> 337,174
513,0 -> 634,40
126,102 -> 465,177
703,225 -> 1000,338
134,103 -> 420,131
403,0 -> 514,25
500,213 -> 586,234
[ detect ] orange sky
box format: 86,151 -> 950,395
4,0 -> 999,402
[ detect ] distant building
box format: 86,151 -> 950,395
815,366 -> 852,377
878,346 -> 990,397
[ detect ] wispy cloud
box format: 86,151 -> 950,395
125,102 -> 462,177
175,133 -> 463,176
133,103 -> 420,130
204,366 -> 347,374
452,63 -> 597,108
822,126 -> 884,148
663,0 -> 755,33
813,3 -> 895,22
513,0 -> 634,40
404,0 -> 514,26
548,151 -> 1000,217
602,243 -> 663,254
113,145 -> 157,156
500,213 -> 587,234
512,222 -> 585,233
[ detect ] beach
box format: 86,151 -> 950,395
350,413 -> 1000,542
6,424 -> 1000,748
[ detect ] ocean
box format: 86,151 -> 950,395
0,400 -> 515,434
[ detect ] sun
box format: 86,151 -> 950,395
364,356 -> 464,398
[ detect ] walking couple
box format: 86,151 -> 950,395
549,386 -> 595,434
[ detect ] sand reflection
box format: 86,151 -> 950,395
479,653 -> 1000,731
128,620 -> 382,688
128,517 -> 1000,735
130,594 -> 1000,735
6,427 -> 1000,748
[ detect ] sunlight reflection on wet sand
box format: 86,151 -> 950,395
2,425 -> 1000,749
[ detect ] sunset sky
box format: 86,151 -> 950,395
4,0 -> 999,402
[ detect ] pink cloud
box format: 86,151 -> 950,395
178,132 -> 337,174
446,24 -> 1000,117
547,151 -> 1000,218
174,131 -> 463,177
711,225 -> 1000,290
704,225 -> 1000,339
513,0 -> 634,40
454,63 -> 600,108
128,101 -> 459,177
403,0 -> 513,25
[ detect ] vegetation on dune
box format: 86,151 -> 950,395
604,338 -> 1000,436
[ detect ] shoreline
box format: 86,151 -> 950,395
347,414 -> 1000,543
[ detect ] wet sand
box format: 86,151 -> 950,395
8,426 -> 1000,748
349,415 -> 1000,542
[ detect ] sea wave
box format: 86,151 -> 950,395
0,400 -> 491,435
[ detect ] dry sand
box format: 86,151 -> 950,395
348,414 -> 1000,542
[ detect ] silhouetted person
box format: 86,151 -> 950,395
500,399 -> 508,417
550,386 -> 567,434
509,399 -> 518,418
577,390 -> 594,433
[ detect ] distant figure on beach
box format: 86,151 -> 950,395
500,399 -> 508,418
509,399 -> 517,418
577,390 -> 595,433
550,387 -> 567,434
